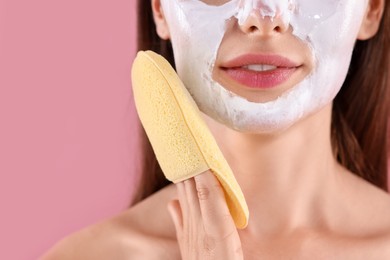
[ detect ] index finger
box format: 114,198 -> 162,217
194,170 -> 236,239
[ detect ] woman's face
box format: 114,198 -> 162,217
158,0 -> 369,133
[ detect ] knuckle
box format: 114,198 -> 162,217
203,235 -> 216,255
196,186 -> 210,201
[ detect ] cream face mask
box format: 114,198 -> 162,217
159,0 -> 368,133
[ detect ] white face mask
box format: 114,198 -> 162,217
159,0 -> 368,133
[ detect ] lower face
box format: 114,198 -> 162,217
160,0 -> 368,133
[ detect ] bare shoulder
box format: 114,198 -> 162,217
301,169 -> 390,259
347,171 -> 390,230
362,183 -> 390,255
40,184 -> 179,260
337,169 -> 390,252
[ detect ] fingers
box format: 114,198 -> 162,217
194,171 -> 236,239
183,179 -> 202,220
175,180 -> 202,228
168,171 -> 235,239
168,180 -> 202,239
176,181 -> 188,221
167,199 -> 183,232
167,171 -> 243,259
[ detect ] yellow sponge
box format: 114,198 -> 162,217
131,51 -> 249,229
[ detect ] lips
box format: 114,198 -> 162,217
220,54 -> 301,89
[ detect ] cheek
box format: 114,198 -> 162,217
313,0 -> 366,49
299,2 -> 367,110
307,2 -> 367,74
161,0 -> 235,80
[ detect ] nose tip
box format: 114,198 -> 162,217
238,9 -> 290,36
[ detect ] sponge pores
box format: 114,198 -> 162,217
131,50 -> 249,229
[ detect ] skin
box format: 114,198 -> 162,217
41,0 -> 390,259
158,0 -> 376,134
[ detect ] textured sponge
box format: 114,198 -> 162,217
131,51 -> 249,229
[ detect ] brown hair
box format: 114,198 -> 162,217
130,1 -> 389,205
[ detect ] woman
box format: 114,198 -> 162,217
42,0 -> 390,259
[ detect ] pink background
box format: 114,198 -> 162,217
0,0 -> 138,259
0,1 -> 389,259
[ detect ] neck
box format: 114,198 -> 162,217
204,104 -> 342,237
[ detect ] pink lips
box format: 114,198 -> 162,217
221,54 -> 300,89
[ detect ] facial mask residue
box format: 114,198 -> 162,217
160,0 -> 368,133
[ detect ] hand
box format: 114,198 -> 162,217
167,171 -> 243,260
